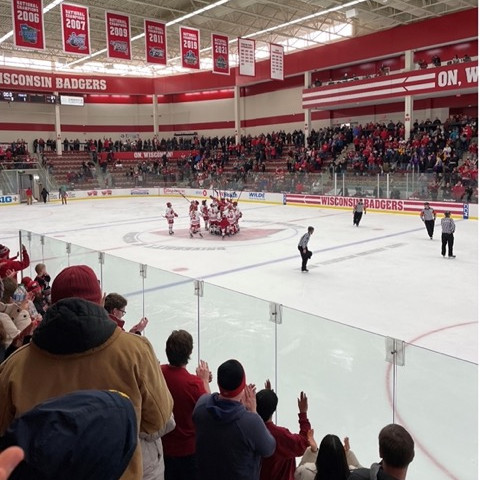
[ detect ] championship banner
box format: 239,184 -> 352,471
270,43 -> 284,81
106,11 -> 131,60
238,38 -> 255,77
211,33 -> 229,75
61,3 -> 90,55
12,0 -> 45,50
180,26 -> 200,69
145,20 -> 167,65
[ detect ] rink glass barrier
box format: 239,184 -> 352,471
2,166 -> 477,205
19,230 -> 477,480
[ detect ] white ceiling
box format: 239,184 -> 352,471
0,0 -> 476,76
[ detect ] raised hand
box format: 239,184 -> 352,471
298,391 -> 308,413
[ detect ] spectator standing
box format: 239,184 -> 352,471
193,359 -> 276,480
348,424 -> 414,480
0,245 -> 30,280
256,382 -> 310,480
0,265 -> 174,480
59,185 -> 68,205
25,187 -> 33,205
104,292 -> 149,334
34,263 -> 51,305
40,187 -> 49,204
440,211 -> 456,258
298,226 -> 314,272
161,330 -> 211,480
295,432 -> 361,480
353,200 -> 366,226
419,202 -> 436,239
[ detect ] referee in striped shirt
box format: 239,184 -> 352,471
298,226 -> 314,272
440,211 -> 456,258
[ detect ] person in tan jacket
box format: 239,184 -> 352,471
0,265 -> 173,480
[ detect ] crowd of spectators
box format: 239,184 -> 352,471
0,255 -> 417,480
1,115 -> 477,203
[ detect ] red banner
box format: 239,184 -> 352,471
61,3 -> 90,55
238,38 -> 255,77
106,11 -> 131,60
99,150 -> 198,162
12,0 -> 45,50
180,26 -> 200,70
270,43 -> 284,81
212,33 -> 229,75
145,20 -> 167,65
0,68 -> 155,94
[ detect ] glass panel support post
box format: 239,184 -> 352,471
269,302 -> 282,324
194,279 -> 204,297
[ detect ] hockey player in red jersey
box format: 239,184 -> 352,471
164,202 -> 178,235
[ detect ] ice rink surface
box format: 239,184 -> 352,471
0,196 -> 478,480
1,196 -> 477,361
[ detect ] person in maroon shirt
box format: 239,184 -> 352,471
257,381 -> 311,480
161,330 -> 211,480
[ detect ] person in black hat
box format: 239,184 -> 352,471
193,359 -> 275,480
440,211 -> 456,258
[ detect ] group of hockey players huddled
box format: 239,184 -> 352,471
164,195 -> 243,239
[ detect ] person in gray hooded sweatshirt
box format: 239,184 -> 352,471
193,359 -> 275,480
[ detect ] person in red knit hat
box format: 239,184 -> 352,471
256,381 -> 311,480
0,264 -> 173,480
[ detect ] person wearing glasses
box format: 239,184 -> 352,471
104,292 -> 148,334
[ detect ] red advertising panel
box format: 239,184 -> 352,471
238,38 -> 255,77
61,3 -> 90,55
270,43 -> 284,81
106,11 -> 131,60
12,0 -> 45,50
180,26 -> 200,70
145,19 -> 167,65
212,33 -> 229,75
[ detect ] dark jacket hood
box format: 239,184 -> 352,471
32,298 -> 116,354
205,392 -> 246,423
0,389 -> 137,480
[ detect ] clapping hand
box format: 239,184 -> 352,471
242,383 -> 257,412
307,429 -> 318,453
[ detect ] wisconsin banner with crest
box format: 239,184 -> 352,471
61,3 -> 90,55
145,19 -> 167,65
180,26 -> 200,70
106,11 -> 131,60
211,33 -> 229,75
12,0 -> 45,50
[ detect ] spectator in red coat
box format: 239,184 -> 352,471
161,330 -> 211,480
257,381 -> 311,480
0,245 -> 30,280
